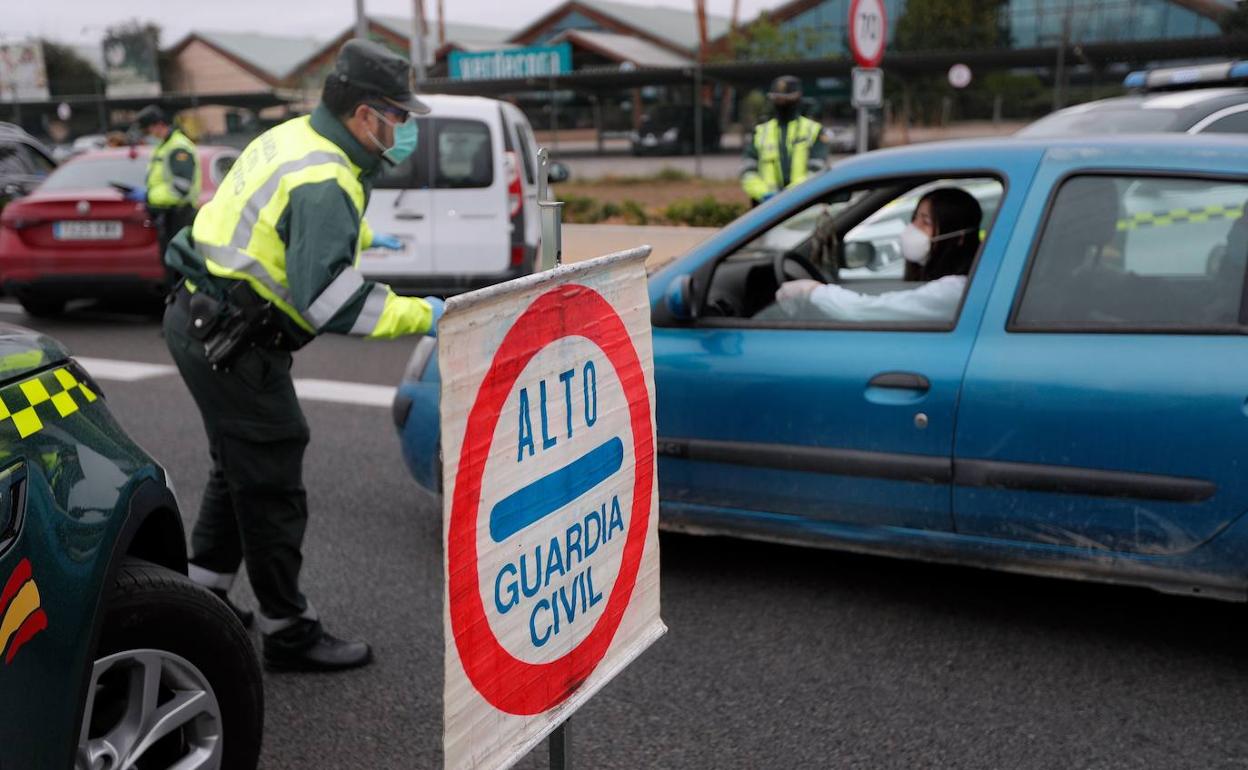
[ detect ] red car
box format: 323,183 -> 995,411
0,145 -> 238,316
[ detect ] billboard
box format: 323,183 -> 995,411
103,31 -> 161,98
449,43 -> 572,81
0,41 -> 49,102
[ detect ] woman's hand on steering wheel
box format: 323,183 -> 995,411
774,250 -> 828,288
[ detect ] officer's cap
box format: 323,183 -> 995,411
333,39 -> 431,116
767,75 -> 803,104
136,105 -> 168,128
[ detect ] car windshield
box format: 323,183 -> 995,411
38,155 -> 147,191
1019,107 -> 1184,137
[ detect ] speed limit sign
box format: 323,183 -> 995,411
849,0 -> 887,68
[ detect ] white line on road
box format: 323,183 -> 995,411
74,356 -> 396,408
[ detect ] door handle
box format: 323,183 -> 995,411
395,210 -> 424,220
868,372 -> 930,391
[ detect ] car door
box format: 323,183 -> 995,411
653,171 -> 1019,532
430,116 -> 508,275
953,164 -> 1248,556
358,117 -> 434,279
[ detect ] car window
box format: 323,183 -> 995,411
1013,175 -> 1248,332
700,176 -> 1001,329
513,122 -> 537,186
17,145 -> 53,175
1018,107 -> 1183,137
210,153 -> 236,185
37,156 -> 147,191
435,119 -> 493,189
1201,110 -> 1248,134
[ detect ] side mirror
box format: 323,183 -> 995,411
547,161 -> 570,184
664,274 -> 695,321
843,241 -> 876,270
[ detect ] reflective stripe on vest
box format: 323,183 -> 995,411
147,129 -> 201,208
192,117 -> 371,333
753,117 -> 824,193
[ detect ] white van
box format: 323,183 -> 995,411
358,94 -> 554,294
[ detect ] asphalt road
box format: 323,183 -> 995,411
16,300 -> 1248,769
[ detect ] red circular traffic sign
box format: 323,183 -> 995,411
448,283 -> 655,716
849,0 -> 888,69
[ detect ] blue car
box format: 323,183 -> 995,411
395,135 -> 1248,602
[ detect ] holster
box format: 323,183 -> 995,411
183,283 -> 287,371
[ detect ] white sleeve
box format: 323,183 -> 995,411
805,276 -> 967,322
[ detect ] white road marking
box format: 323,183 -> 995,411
293,378 -> 395,408
73,356 -> 396,407
75,357 -> 178,382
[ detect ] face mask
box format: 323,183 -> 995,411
900,223 -> 973,265
368,109 -> 419,166
774,102 -> 799,121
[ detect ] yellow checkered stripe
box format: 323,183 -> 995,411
0,365 -> 98,440
1117,204 -> 1245,232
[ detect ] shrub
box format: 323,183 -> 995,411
662,196 -> 746,227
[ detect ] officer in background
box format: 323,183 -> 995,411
162,39 -> 440,672
740,76 -> 830,206
130,105 -> 200,260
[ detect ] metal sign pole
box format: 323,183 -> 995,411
536,148 -> 564,270
549,720 -> 570,770
856,105 -> 868,154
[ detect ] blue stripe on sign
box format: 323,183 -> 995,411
490,436 -> 624,543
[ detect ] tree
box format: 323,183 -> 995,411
893,0 -> 1009,52
41,41 -> 103,96
717,15 -> 823,61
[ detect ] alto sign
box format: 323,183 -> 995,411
439,247 -> 665,770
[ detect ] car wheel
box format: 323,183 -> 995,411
18,296 -> 65,317
76,558 -> 263,770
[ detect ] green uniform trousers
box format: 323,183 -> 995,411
163,295 -> 311,622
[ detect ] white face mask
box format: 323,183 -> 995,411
900,223 -> 973,265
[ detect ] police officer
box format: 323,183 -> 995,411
741,76 -> 830,206
162,39 -> 441,672
131,105 -> 200,260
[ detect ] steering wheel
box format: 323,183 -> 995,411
773,250 -> 828,288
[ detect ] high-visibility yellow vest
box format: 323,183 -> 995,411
741,116 -> 826,201
146,129 -> 201,209
191,116 -> 377,336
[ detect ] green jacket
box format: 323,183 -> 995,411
740,115 -> 829,202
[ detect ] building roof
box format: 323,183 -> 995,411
555,30 -> 693,67
511,0 -> 730,54
373,16 -> 512,49
167,31 -> 325,83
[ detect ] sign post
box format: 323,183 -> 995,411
439,246 -> 665,770
848,0 -> 887,154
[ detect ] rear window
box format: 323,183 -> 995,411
38,156 -> 147,191
1018,108 -> 1184,137
1012,174 -> 1248,333
435,119 -> 493,189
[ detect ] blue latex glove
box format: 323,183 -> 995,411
371,233 -> 403,250
124,185 -> 147,202
423,296 -> 445,337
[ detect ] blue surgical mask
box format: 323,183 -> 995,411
371,109 -> 418,166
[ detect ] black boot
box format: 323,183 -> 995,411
209,588 -> 254,629
263,619 -> 373,672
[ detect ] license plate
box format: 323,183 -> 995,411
54,221 -> 123,240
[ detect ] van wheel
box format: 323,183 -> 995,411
76,558 -> 264,770
19,295 -> 65,317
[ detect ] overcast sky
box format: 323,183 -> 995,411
6,0 -> 785,47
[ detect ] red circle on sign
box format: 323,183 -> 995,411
448,283 -> 655,716
848,0 -> 887,68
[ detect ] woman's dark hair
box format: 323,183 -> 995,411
904,187 -> 983,281
322,73 -> 381,119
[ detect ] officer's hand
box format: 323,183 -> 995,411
371,233 -> 403,250
423,296 -> 445,338
123,185 -> 147,202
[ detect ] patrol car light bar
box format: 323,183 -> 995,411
1123,61 -> 1246,91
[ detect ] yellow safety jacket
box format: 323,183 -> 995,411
185,111 -> 432,341
146,128 -> 201,209
741,116 -> 828,201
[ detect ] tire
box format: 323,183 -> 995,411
19,295 -> 65,317
78,558 -> 264,770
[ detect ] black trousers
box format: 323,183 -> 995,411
163,297 -> 312,622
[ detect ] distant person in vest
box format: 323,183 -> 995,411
741,75 -> 831,206
130,105 -> 200,261
161,39 -> 440,672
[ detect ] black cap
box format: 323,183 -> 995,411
333,39 -> 430,115
767,75 -> 803,103
136,105 -> 168,128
